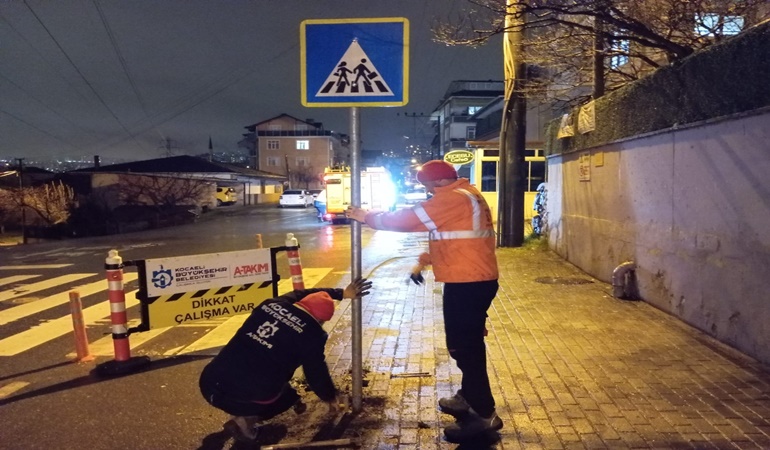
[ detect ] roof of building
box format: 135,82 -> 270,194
244,113 -> 322,131
68,155 -> 286,180
443,80 -> 504,98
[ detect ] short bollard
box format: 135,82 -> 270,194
285,233 -> 305,290
68,291 -> 94,363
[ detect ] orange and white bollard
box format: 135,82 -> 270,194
106,249 -> 131,362
255,233 -> 263,249
95,249 -> 150,376
68,291 -> 94,362
285,233 -> 305,290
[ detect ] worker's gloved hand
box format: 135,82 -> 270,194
409,265 -> 424,285
409,272 -> 424,285
343,278 -> 372,299
345,206 -> 367,223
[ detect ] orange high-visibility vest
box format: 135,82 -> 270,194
363,178 -> 498,283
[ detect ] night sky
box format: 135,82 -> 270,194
0,0 -> 502,163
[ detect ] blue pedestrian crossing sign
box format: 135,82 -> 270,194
301,18 -> 409,107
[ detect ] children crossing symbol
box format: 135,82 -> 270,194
316,39 -> 393,97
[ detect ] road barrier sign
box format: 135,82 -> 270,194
138,248 -> 277,329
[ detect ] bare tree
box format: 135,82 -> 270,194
0,188 -> 13,232
119,174 -> 211,211
434,0 -> 769,105
1,181 -> 75,227
23,181 -> 76,225
292,166 -> 320,189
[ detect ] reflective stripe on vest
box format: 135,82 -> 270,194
413,188 -> 492,241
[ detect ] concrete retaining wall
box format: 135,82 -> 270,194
547,108 -> 770,365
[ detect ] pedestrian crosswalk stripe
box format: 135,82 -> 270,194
0,267 -> 333,357
70,318 -> 172,359
0,275 -> 40,287
316,38 -> 393,97
0,274 -> 93,303
0,274 -> 138,326
0,290 -> 140,356
0,381 -> 29,399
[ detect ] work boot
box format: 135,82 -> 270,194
438,390 -> 470,417
443,409 -> 503,443
223,416 -> 261,442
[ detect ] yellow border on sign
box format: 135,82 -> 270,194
300,17 -> 409,108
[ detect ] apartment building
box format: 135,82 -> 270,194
431,80 -> 505,158
243,114 -> 348,190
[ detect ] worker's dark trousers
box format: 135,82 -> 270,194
443,280 -> 498,418
199,376 -> 299,420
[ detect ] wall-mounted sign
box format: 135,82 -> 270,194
579,152 -> 591,181
444,150 -> 474,165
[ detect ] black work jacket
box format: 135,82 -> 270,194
201,288 -> 343,402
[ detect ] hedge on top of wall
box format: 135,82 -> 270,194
545,20 -> 770,155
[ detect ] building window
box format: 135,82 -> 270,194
296,157 -> 310,167
527,160 -> 546,192
267,140 -> 279,150
468,106 -> 482,115
695,14 -> 744,36
268,124 -> 282,131
610,39 -> 629,68
481,161 -> 497,192
466,126 -> 476,140
296,140 -> 310,150
266,157 -> 280,167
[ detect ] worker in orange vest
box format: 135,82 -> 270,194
347,160 -> 501,442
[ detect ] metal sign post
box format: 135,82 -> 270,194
301,17 -> 409,413
349,106 -> 363,410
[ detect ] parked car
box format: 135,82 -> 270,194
403,186 -> 428,204
279,189 -> 314,208
216,187 -> 237,206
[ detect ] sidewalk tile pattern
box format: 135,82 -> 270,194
306,235 -> 770,449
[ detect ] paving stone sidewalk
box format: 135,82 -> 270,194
320,238 -> 770,449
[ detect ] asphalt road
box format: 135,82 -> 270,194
0,203 -> 422,450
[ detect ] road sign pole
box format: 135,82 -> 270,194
350,106 -> 363,412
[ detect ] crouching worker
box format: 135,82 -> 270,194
199,278 -> 373,442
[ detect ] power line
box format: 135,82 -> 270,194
0,70 -> 101,142
91,0 -> 149,114
0,108 -> 79,150
22,0 -> 149,153
85,41 -> 299,154
0,12 -> 92,105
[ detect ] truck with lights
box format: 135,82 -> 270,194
322,166 -> 396,224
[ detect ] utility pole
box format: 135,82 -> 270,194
15,158 -> 27,245
498,0 -> 527,247
284,154 -> 292,189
